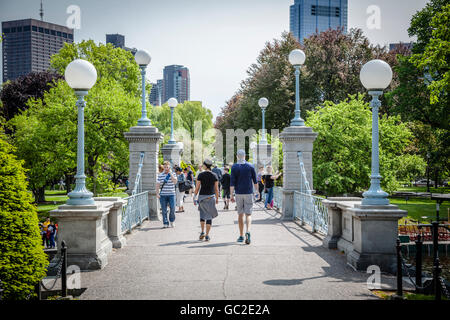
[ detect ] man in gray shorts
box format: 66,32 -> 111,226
230,149 -> 259,244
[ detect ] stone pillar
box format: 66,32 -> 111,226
279,126 -> 317,220
348,204 -> 406,273
161,143 -> 183,167
255,143 -> 272,167
95,197 -> 127,249
124,126 -> 163,221
50,202 -> 114,270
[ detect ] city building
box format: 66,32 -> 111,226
1,18 -> 74,82
389,42 -> 413,52
149,79 -> 163,106
290,0 -> 348,44
162,65 -> 190,104
105,33 -> 137,55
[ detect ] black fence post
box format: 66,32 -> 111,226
396,238 -> 403,298
61,240 -> 67,298
0,279 -> 3,300
415,233 -> 423,291
35,281 -> 41,300
434,257 -> 441,301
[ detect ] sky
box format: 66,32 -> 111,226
0,0 -> 429,120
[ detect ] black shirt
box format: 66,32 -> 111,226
263,174 -> 274,189
197,171 -> 218,195
221,173 -> 231,190
187,171 -> 193,182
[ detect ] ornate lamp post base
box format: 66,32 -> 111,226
67,189 -> 95,206
137,118 -> 152,126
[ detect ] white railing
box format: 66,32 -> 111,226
293,152 -> 328,235
121,152 -> 149,233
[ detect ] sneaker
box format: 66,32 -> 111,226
245,232 -> 251,245
199,232 -> 206,240
170,222 -> 175,228
237,236 -> 244,243
205,235 -> 210,241
163,224 -> 169,228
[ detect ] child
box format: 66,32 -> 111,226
47,223 -> 56,249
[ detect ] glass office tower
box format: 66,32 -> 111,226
290,0 -> 348,44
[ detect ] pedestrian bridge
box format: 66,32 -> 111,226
78,198 -> 399,300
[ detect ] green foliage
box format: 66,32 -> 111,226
50,40 -> 140,95
9,41 -> 142,199
0,131 -> 48,300
411,4 -> 450,107
305,95 -> 424,195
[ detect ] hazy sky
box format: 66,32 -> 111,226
0,0 -> 429,120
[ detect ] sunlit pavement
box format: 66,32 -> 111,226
78,197 -> 403,300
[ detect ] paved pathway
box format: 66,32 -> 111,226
79,197 -> 400,300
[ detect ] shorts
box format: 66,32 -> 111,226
235,194 -> 253,215
223,188 -> 230,199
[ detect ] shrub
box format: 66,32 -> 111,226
0,132 -> 48,300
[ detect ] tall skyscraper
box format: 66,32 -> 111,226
163,65 -> 190,104
290,0 -> 348,44
106,33 -> 137,55
2,19 -> 74,82
149,79 -> 163,106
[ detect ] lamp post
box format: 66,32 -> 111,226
258,97 -> 269,144
360,59 -> 393,206
167,97 -> 178,144
65,59 -> 97,205
135,49 -> 152,126
288,49 -> 306,126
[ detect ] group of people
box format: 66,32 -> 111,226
156,149 -> 280,246
256,165 -> 282,209
38,217 -> 58,249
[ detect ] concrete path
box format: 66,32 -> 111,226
79,197 -> 400,300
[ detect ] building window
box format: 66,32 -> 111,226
24,25 -> 31,31
62,32 -> 67,38
3,28 -> 10,33
311,5 -> 340,17
57,31 -> 62,36
11,27 -> 16,33
32,26 -> 38,31
68,34 -> 73,40
38,27 -> 44,33
51,30 -> 56,35
17,27 -> 22,32
45,29 -> 50,34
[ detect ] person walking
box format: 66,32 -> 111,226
221,166 -> 231,210
175,166 -> 185,213
193,159 -> 219,242
230,149 -> 259,245
263,165 -> 282,210
186,166 -> 194,197
256,166 -> 264,202
156,161 -> 178,228
212,165 -> 223,192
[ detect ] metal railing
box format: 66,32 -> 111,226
294,191 -> 328,234
395,222 -> 450,300
292,152 -> 328,235
273,186 -> 283,211
34,241 -> 68,300
121,152 -> 149,233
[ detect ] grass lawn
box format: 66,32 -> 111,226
396,186 -> 450,194
390,197 -> 450,224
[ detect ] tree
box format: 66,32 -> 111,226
411,4 -> 449,108
0,71 -> 63,124
216,29 -> 403,134
9,41 -> 142,201
305,95 -> 425,195
386,0 -> 449,186
0,130 -> 48,300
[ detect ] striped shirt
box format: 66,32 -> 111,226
157,172 -> 176,195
